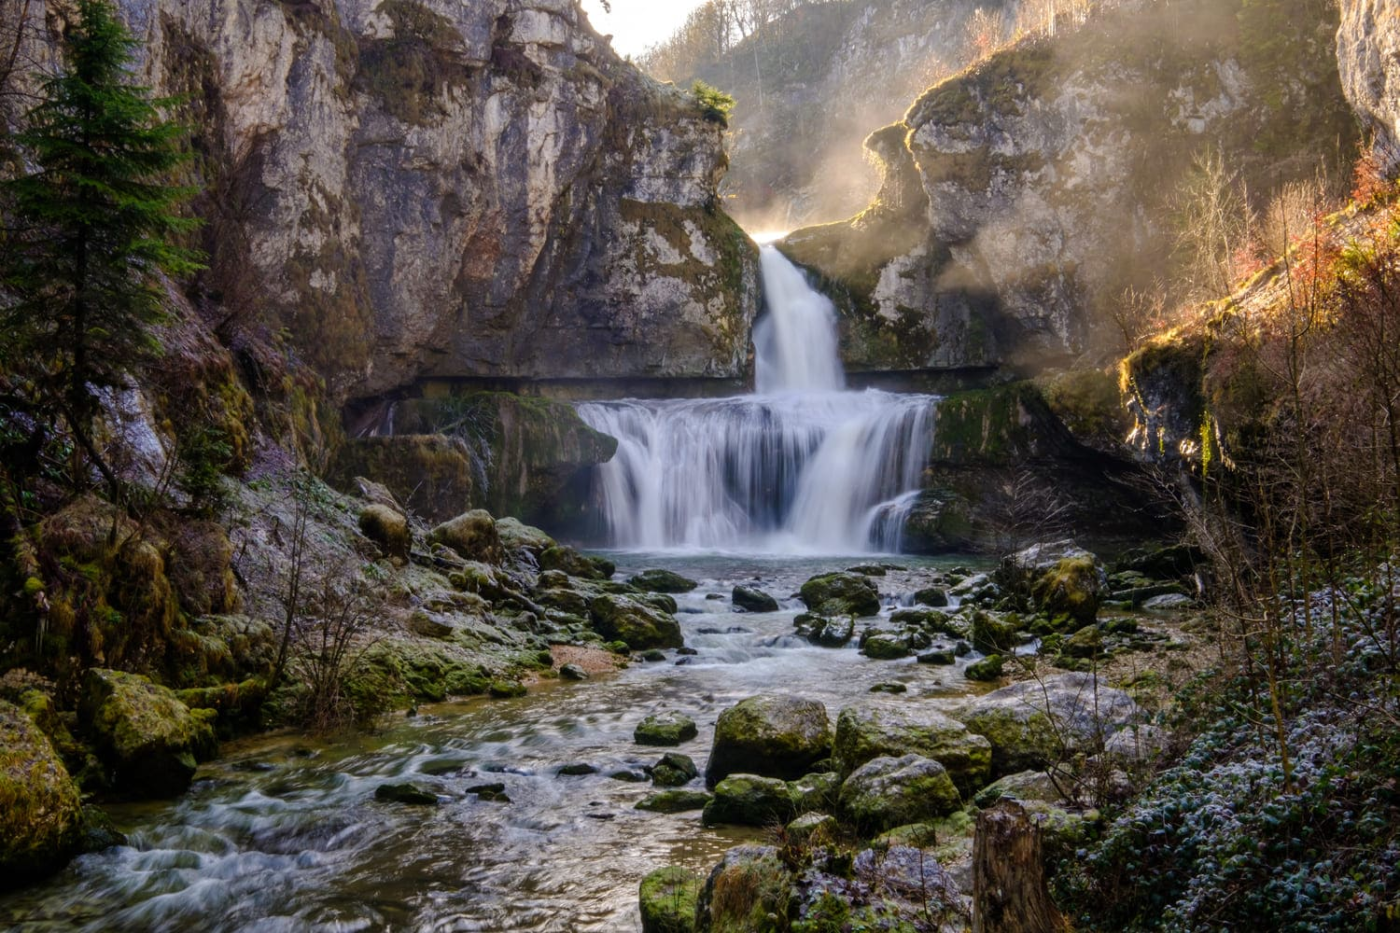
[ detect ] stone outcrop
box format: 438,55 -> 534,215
782,0 -> 1356,377
1338,0 -> 1400,168
25,0 -> 759,404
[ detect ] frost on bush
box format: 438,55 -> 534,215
1054,580 -> 1400,931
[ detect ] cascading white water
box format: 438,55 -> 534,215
576,246 -> 938,554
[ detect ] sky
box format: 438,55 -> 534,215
578,0 -> 710,59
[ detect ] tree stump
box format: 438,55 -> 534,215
973,799 -> 1066,933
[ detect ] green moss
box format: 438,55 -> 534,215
0,701 -> 83,883
640,866 -> 702,933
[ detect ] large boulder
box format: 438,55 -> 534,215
999,541 -> 1106,624
838,754 -> 961,832
359,504 -> 409,560
706,695 -> 833,787
591,595 -> 684,650
81,669 -> 217,798
955,673 -> 1141,776
833,706 -> 992,797
495,518 -> 556,558
429,510 -> 504,565
799,573 -> 881,617
701,774 -> 795,826
0,701 -> 84,887
540,545 -> 615,581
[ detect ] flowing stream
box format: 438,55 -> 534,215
0,246 -> 968,932
0,555 -> 985,933
576,247 -> 939,554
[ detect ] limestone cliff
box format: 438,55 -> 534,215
53,0 -> 759,403
1338,0 -> 1400,167
782,0 -> 1356,379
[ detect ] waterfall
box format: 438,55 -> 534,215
576,246 -> 938,554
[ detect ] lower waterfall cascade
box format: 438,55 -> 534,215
576,246 -> 939,554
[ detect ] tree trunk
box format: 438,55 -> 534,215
973,800 -> 1066,933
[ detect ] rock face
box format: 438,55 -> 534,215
782,0 -> 1356,377
32,0 -> 758,404
0,701 -> 84,887
81,669 -> 218,798
1338,0 -> 1400,169
706,695 -> 833,787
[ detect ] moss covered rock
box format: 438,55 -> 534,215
430,510 -> 504,565
496,518 -> 556,557
969,611 -> 1020,655
637,790 -> 713,813
706,695 -> 832,787
799,572 -> 881,617
1033,556 -> 1105,625
635,712 -> 699,746
833,706 -> 991,796
652,752 -> 700,786
702,774 -> 796,826
541,545 -> 615,581
359,504 -> 410,560
732,585 -> 780,613
839,754 -> 961,832
630,569 -> 698,593
81,669 -> 217,798
859,631 -> 911,660
0,700 -> 84,888
956,673 -> 1140,776
640,866 -> 702,933
591,595 -> 683,650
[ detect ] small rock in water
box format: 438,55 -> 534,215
559,663 -> 589,681
846,564 -> 888,577
705,593 -> 726,601
870,682 -> 908,694
636,790 -> 712,813
725,626 -> 752,634
630,569 -> 699,593
608,769 -> 650,783
634,711 -> 698,746
733,585 -> 780,613
419,760 -> 468,777
558,763 -> 598,776
675,658 -> 694,666
640,649 -> 668,662
466,782 -> 510,803
374,782 -> 439,806
676,647 -> 699,656
696,627 -> 725,635
917,649 -> 956,666
651,753 -> 699,787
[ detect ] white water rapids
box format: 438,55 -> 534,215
577,246 -> 938,554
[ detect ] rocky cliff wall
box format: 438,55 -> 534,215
782,0 -> 1356,378
1338,0 -> 1400,168
23,0 -> 759,404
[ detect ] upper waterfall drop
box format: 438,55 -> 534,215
754,247 -> 845,393
575,244 -> 939,555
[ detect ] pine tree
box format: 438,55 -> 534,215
1,0 -> 202,500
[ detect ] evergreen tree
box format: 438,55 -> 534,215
1,0 -> 202,500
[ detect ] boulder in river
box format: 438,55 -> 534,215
651,752 -> 699,786
630,569 -> 699,593
999,540 -> 1106,625
635,711 -> 698,746
702,774 -> 795,826
375,782 -> 439,805
834,705 -> 992,797
81,668 -> 217,798
706,695 -> 832,786
799,572 -> 881,617
732,585 -> 780,613
591,594 -> 684,650
955,672 -> 1141,776
636,789 -> 713,813
0,700 -> 84,887
839,754 -> 961,832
